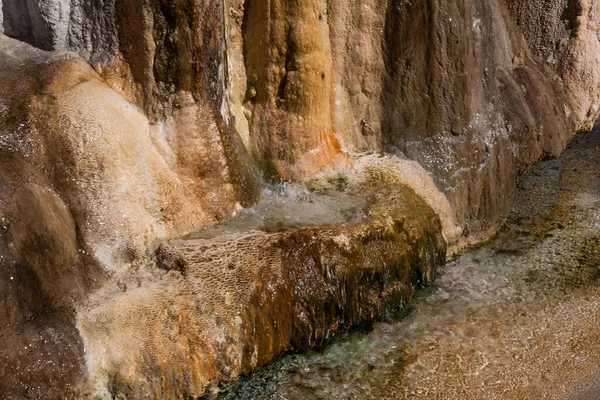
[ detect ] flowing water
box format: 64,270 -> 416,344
220,129 -> 600,399
184,181 -> 371,239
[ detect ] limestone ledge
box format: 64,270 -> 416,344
78,185 -> 445,398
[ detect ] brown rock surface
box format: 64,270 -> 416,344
240,0 -> 343,179
0,0 -> 600,397
0,35 -> 254,398
223,0 -> 600,242
79,184 -> 445,398
4,0 -> 599,240
221,127 -> 600,400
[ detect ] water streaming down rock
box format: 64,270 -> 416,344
0,0 -> 600,398
220,127 -> 600,400
79,180 -> 445,397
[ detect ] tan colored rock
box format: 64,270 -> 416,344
0,34 -> 254,397
219,0 -> 600,242
79,185 -> 445,398
30,59 -> 212,270
6,0 -> 596,242
351,155 -> 463,249
2,0 -> 600,397
504,0 -> 600,129
241,0 -> 343,180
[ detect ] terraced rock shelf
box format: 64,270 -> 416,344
77,179 -> 445,398
221,128 -> 600,399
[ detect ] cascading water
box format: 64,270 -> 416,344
221,129 -> 600,399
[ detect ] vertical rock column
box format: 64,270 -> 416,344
2,0 -> 32,41
1,0 -> 70,50
242,0 -> 342,180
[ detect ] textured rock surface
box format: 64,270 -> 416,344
0,35 -> 254,398
221,0 -> 600,245
1,0 -> 600,397
3,0 -> 599,240
79,184 -> 445,398
221,124 -> 600,400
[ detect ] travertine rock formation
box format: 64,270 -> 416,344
225,0 -> 600,243
80,184 -> 444,398
1,0 -> 600,397
0,35 -> 254,398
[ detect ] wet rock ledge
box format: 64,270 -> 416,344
78,184 -> 445,398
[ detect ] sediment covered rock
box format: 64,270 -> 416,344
1,0 -> 600,397
0,35 -> 255,398
79,184 -> 445,398
3,0 -> 599,241
225,0 -> 600,242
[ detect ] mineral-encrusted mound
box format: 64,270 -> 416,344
2,0 -> 600,397
78,184 -> 445,398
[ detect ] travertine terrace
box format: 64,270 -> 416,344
1,0 -> 600,397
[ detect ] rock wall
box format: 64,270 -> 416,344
223,0 -> 600,243
80,184 -> 445,398
3,1 -> 598,241
1,0 -> 600,398
0,32 -> 258,397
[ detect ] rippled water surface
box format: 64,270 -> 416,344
221,129 -> 600,399
185,181 -> 371,239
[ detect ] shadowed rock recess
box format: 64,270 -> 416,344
0,0 -> 599,398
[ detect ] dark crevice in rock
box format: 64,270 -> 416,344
2,0 -> 35,47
